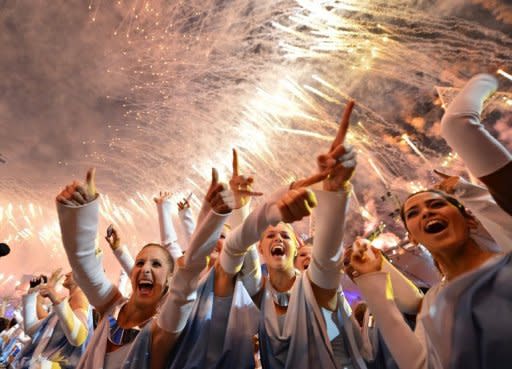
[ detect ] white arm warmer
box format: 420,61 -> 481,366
227,202 -> 251,229
441,73 -> 511,177
158,208 -> 230,333
195,198 -> 212,227
57,198 -> 117,308
157,200 -> 183,262
224,202 -> 263,295
239,245 -> 263,297
454,178 -> 512,252
178,207 -> 196,245
118,270 -> 131,298
307,189 -> 350,290
381,258 -> 423,314
219,199 -> 282,275
356,272 -> 429,369
113,245 -> 135,275
22,293 -> 40,336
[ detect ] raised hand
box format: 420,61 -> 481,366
322,145 -> 356,192
39,268 -> 64,304
56,168 -> 97,206
343,239 -> 382,279
433,169 -> 460,195
177,193 -> 192,211
205,168 -> 232,215
276,188 -> 318,223
154,191 -> 172,205
29,274 -> 47,292
291,100 -> 355,189
229,148 -> 263,208
105,225 -> 121,251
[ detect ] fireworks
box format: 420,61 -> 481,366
0,0 -> 511,292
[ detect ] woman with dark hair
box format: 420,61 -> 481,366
345,188 -> 512,369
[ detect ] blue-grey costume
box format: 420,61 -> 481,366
259,272 -> 369,369
18,308 -> 93,369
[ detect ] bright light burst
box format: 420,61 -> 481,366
1,0 -> 511,295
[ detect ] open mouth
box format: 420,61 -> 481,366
138,280 -> 154,295
270,244 -> 285,257
424,219 -> 448,234
303,260 -> 310,270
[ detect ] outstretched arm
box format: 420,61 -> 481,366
155,192 -> 184,263
150,169 -> 233,369
105,226 -> 135,275
53,291 -> 90,346
301,100 -> 357,309
22,291 -> 43,336
38,269 -> 90,346
441,73 -> 512,215
56,169 -> 121,314
344,243 -> 432,369
178,196 -> 196,245
308,147 -> 355,310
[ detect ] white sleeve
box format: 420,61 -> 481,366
219,198 -> 282,275
158,209 -> 230,333
156,200 -> 183,262
195,198 -> 212,227
453,178 -> 512,252
113,245 -> 135,275
227,202 -> 251,229
226,202 -> 263,295
118,270 -> 131,298
178,207 -> 196,245
441,73 -> 511,177
22,293 -> 41,336
307,189 -> 349,290
381,258 -> 423,314
57,198 -> 118,308
239,245 -> 262,297
356,272 -> 431,369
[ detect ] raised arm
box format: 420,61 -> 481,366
22,291 -> 42,336
56,169 -> 121,314
39,269 -> 90,346
53,290 -> 90,346
345,243 -> 433,369
216,148 -> 264,297
441,73 -> 512,215
155,192 -> 184,263
105,225 -> 135,275
308,144 -> 355,310
150,168 -> 233,369
178,196 -> 196,245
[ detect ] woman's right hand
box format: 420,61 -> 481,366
343,239 -> 382,279
105,225 -> 121,251
205,168 -> 231,214
276,188 -> 317,223
56,168 -> 97,206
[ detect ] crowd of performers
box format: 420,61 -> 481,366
0,72 -> 511,369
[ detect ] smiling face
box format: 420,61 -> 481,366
403,191 -> 477,255
294,245 -> 312,271
258,223 -> 298,273
130,245 -> 171,308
